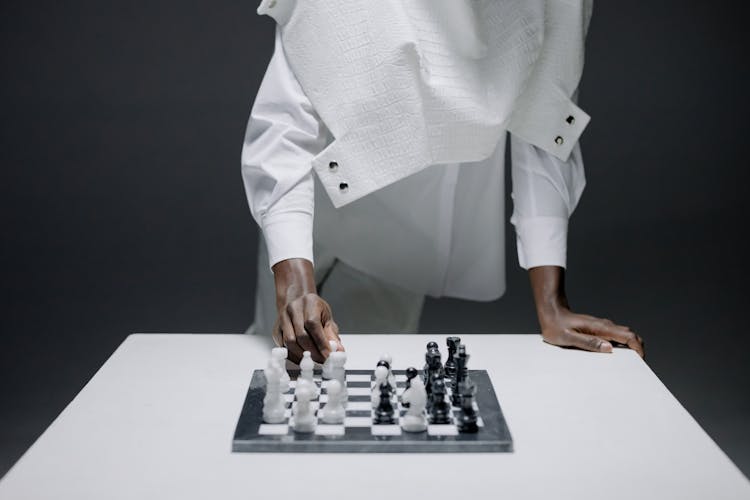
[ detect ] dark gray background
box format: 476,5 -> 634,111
1,0 -> 748,479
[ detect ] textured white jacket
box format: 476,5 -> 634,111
255,0 -> 593,208
241,21 -> 587,300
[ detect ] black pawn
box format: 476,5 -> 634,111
429,378 -> 451,425
373,383 -> 395,424
452,344 -> 469,406
457,379 -> 478,433
444,336 -> 461,380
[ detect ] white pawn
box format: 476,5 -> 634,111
321,340 -> 339,380
400,377 -> 428,432
271,347 -> 291,393
299,351 -> 318,397
329,351 -> 348,408
371,365 -> 389,409
262,359 -> 286,424
319,379 -> 345,424
380,353 -> 396,390
292,378 -> 317,433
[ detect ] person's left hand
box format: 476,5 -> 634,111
539,306 -> 645,358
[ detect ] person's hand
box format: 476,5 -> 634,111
271,258 -> 343,364
528,266 -> 645,359
538,306 -> 645,358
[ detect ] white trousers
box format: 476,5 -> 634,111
246,233 -> 425,347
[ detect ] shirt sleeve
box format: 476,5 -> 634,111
509,89 -> 587,270
240,24 -> 331,271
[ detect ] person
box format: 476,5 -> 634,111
241,0 -> 644,364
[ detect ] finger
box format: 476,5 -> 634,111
325,319 -> 344,352
286,303 -> 324,363
576,316 -> 644,358
279,313 -> 304,364
271,318 -> 283,347
559,329 -> 613,353
303,296 -> 334,360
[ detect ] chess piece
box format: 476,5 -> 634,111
425,350 -> 444,410
379,353 -> 396,389
292,378 -> 317,433
271,346 -> 291,393
402,366 -> 418,408
400,377 -> 427,432
373,382 -> 395,424
422,341 -> 439,382
456,378 -> 479,433
329,351 -> 348,407
444,337 -> 461,381
262,359 -> 286,423
429,378 -> 451,424
371,365 -> 389,408
320,379 -> 345,424
321,340 -> 339,380
452,344 -> 469,406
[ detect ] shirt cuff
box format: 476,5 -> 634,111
261,211 -> 314,271
514,216 -> 568,270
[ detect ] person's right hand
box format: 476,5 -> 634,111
270,258 -> 343,364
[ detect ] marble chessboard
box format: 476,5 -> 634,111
232,369 -> 514,453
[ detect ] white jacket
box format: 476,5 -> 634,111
256,0 -> 593,208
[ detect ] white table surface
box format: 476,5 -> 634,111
1,333 -> 748,500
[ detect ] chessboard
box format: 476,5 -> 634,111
232,369 -> 513,453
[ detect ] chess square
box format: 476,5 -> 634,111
344,416 -> 372,427
371,425 -> 401,436
346,374 -> 371,383
315,425 -> 345,436
346,401 -> 371,412
347,387 -> 371,396
427,425 -> 458,436
258,424 -> 290,435
394,374 -> 407,382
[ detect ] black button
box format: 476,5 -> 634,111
554,136 -> 564,145
566,115 -> 575,125
339,182 -> 349,192
329,161 -> 338,171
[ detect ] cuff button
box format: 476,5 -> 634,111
328,161 -> 338,172
554,136 -> 564,145
566,115 -> 575,125
339,182 -> 349,193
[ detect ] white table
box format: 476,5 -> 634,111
1,334 -> 748,500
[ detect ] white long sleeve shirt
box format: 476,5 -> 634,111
241,25 -> 586,301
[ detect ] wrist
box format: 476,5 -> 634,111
272,258 -> 317,311
528,266 -> 570,326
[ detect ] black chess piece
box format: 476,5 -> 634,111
402,366 -> 418,408
422,341 -> 439,382
425,351 -> 443,410
429,378 -> 451,425
457,378 -> 479,433
452,344 -> 469,406
373,382 -> 395,424
444,337 -> 461,380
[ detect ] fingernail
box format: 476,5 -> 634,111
600,341 -> 613,353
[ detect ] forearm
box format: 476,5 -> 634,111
272,258 -> 317,312
528,265 -> 570,326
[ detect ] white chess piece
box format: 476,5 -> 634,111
299,350 -> 318,396
271,347 -> 291,393
292,378 -> 317,433
329,351 -> 348,408
380,353 -> 396,389
371,365 -> 389,409
262,359 -> 286,424
319,379 -> 345,424
400,377 -> 428,432
321,340 -> 338,380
